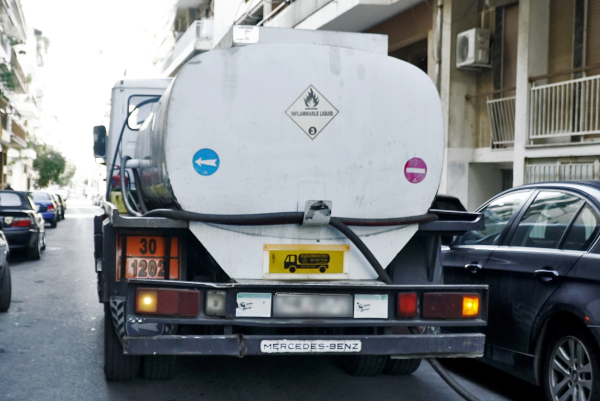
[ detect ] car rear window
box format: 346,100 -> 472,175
30,192 -> 51,201
0,192 -> 24,207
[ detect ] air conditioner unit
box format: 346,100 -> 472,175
456,28 -> 491,69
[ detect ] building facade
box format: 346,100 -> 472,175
155,0 -> 600,210
0,1 -> 47,190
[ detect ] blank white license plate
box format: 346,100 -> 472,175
272,293 -> 353,318
261,340 -> 362,353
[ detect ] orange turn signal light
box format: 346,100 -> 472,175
462,295 -> 480,317
135,288 -> 200,317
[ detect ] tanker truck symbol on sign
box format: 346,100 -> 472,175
284,253 -> 330,273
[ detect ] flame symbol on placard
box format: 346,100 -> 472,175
304,88 -> 319,108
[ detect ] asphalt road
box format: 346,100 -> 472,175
0,196 -> 545,401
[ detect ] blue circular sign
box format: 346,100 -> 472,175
192,148 -> 220,176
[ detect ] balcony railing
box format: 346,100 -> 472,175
526,160 -> 600,183
529,74 -> 600,140
487,96 -> 516,147
160,19 -> 213,77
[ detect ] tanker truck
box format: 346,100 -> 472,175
92,26 -> 488,382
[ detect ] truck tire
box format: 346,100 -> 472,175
142,355 -> 175,380
104,307 -> 139,381
382,357 -> 422,375
543,325 -> 599,401
0,265 -> 11,312
338,355 -> 387,376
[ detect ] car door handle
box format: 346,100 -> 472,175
464,263 -> 482,274
534,269 -> 559,282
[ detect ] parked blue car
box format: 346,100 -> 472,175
28,191 -> 58,228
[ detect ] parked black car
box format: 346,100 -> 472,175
443,182 -> 600,401
51,193 -> 64,221
54,193 -> 66,219
0,230 -> 10,312
0,191 -> 45,260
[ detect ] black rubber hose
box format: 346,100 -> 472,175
106,97 -> 160,201
328,217 -> 393,284
120,156 -> 142,217
408,327 -> 481,401
143,208 -> 304,225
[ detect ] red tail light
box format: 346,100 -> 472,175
397,293 -> 418,317
12,217 -> 31,227
422,293 -> 480,319
47,204 -> 54,211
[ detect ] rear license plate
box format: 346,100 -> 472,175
263,244 -> 349,280
117,236 -> 180,280
273,293 -> 353,318
260,340 -> 361,353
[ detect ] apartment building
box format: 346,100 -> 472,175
0,1 -> 47,190
155,0 -> 600,210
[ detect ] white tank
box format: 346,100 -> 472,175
135,27 -> 444,281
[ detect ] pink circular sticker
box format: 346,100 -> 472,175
404,158 -> 427,183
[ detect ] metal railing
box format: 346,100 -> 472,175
529,74 -> 600,140
487,96 -> 515,147
526,160 -> 600,183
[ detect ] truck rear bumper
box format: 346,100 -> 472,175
122,333 -> 485,358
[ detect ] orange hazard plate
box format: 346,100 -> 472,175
117,236 -> 180,280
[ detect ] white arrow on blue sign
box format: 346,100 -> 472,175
192,148 -> 220,176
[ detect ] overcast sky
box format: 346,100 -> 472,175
21,0 -> 168,183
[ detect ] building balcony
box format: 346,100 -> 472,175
529,73 -> 600,144
11,50 -> 27,94
159,19 -> 213,77
11,119 -> 26,148
487,96 -> 516,148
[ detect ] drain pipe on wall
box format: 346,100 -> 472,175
434,0 -> 443,92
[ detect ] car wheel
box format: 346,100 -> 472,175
142,355 -> 176,380
338,355 -> 387,376
0,265 -> 11,312
26,239 -> 41,261
41,233 -> 46,251
543,326 -> 600,401
104,305 -> 140,381
382,357 -> 422,375
50,216 -> 57,228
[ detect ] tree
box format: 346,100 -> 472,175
33,150 -> 66,188
58,162 -> 76,186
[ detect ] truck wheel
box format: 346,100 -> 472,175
142,355 -> 176,380
104,307 -> 139,381
289,266 -> 296,273
319,266 -> 326,273
383,357 -> 422,375
543,325 -> 599,401
0,265 -> 11,312
338,355 -> 387,376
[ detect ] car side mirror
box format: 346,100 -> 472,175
93,125 -> 107,158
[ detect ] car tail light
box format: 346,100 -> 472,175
12,217 -> 31,228
397,293 -> 417,317
422,293 -> 480,319
136,288 -> 200,316
47,204 -> 54,211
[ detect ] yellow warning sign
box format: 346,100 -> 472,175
263,244 -> 349,280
